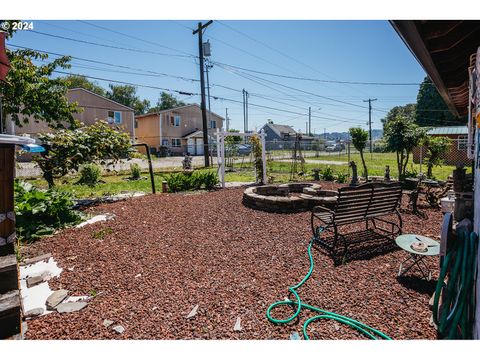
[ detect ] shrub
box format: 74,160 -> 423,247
14,180 -> 82,242
321,167 -> 335,181
202,171 -> 219,190
336,172 -> 348,183
130,163 -> 141,180
78,163 -> 102,186
164,171 -> 219,192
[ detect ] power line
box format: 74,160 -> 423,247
212,60 -> 426,86
9,44 -> 200,83
216,63 -> 369,110
28,30 -> 196,59
77,20 -> 196,58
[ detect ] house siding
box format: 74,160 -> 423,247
11,88 -> 135,141
135,105 -> 224,156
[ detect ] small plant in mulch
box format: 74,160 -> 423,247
320,167 -> 335,181
14,180 -> 83,242
77,163 -> 102,187
92,227 -> 113,240
336,172 -> 349,184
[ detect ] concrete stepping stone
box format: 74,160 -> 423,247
56,301 -> 87,314
45,289 -> 68,310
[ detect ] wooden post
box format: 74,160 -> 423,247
0,144 -> 21,339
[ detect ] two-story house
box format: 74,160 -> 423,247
134,104 -> 224,156
8,88 -> 136,142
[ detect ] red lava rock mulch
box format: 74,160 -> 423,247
23,182 -> 443,340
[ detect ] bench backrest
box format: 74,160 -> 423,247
333,182 -> 403,224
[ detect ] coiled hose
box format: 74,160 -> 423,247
266,229 -> 391,340
432,230 -> 478,339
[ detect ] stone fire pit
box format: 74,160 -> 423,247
242,182 -> 338,213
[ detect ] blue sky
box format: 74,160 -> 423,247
8,20 -> 426,133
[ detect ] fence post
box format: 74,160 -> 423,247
221,131 -> 226,188
260,130 -> 267,185
419,145 -> 423,176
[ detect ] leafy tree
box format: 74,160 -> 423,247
349,127 -> 369,179
381,103 -> 416,127
0,22 -> 79,132
34,121 -> 132,188
415,77 -> 465,126
105,84 -> 150,115
62,74 -> 105,96
149,92 -> 186,112
383,116 -> 426,179
422,136 -> 451,178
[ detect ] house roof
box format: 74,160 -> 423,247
390,20 -> 480,117
182,129 -> 203,139
263,123 -> 296,137
425,126 -> 468,135
68,88 -> 135,111
136,104 -> 224,120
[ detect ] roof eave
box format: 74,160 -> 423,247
390,20 -> 460,117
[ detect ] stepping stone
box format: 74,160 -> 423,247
103,319 -> 114,327
46,289 -> 69,310
234,317 -> 242,332
56,301 -> 87,314
24,308 -> 44,318
112,325 -> 125,334
26,276 -> 44,288
186,304 -> 199,319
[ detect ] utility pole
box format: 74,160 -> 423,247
308,106 -> 311,136
324,128 -> 326,140
205,58 -> 213,131
193,20 -> 213,167
363,98 -> 377,156
225,108 -> 229,131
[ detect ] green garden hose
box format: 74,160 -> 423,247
266,230 -> 392,340
432,230 -> 478,339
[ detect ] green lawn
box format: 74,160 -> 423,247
25,151 -> 465,199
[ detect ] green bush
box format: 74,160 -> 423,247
321,167 -> 335,181
164,171 -> 219,192
202,171 -> 219,190
130,163 -> 141,180
336,172 -> 348,183
78,163 -> 102,186
14,180 -> 82,242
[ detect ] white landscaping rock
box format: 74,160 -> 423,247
112,325 -> 125,334
234,317 -> 242,332
76,213 -> 115,228
24,307 -> 44,318
103,319 -> 114,327
186,304 -> 199,319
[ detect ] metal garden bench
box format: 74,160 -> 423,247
311,182 -> 403,255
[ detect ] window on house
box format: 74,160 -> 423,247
162,139 -> 169,146
458,135 -> 468,150
174,116 -> 181,127
134,119 -> 138,128
172,138 -> 181,147
210,120 -> 217,129
108,111 -> 122,124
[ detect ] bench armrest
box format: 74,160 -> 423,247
312,205 -> 334,214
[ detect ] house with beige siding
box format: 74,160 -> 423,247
9,88 -> 135,141
135,104 -> 224,156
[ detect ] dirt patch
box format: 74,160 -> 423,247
23,181 -> 442,339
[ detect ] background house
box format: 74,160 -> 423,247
134,104 -> 224,156
9,88 -> 135,142
412,126 -> 470,166
260,123 -> 316,150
